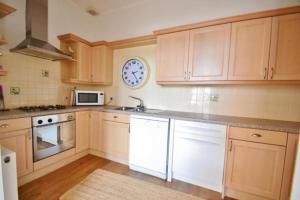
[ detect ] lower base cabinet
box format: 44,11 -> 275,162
226,140 -> 285,199
101,120 -> 129,160
225,127 -> 297,200
75,111 -> 90,153
0,129 -> 33,177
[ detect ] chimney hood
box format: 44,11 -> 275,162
10,0 -> 72,61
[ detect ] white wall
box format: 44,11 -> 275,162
89,0 -> 300,41
0,0 -> 98,49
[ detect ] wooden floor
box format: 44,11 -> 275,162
19,155 -> 234,200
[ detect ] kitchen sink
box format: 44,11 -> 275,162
112,106 -> 162,114
113,106 -> 135,111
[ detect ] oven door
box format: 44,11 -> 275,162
33,121 -> 75,162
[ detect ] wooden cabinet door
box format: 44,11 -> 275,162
156,31 -> 189,82
77,43 -> 92,82
91,46 -> 113,84
101,120 -> 129,160
0,129 -> 33,177
226,140 -> 285,199
228,18 -> 272,80
269,13 -> 300,80
188,24 -> 231,81
75,111 -> 90,153
89,111 -> 103,151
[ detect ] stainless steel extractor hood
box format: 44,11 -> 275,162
10,0 -> 72,61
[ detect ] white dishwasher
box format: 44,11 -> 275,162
129,115 -> 169,179
168,120 -> 227,192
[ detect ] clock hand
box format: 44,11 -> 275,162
131,72 -> 138,81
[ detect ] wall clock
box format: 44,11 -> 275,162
122,57 -> 149,88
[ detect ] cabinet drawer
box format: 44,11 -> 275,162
0,118 -> 31,134
229,127 -> 287,146
103,112 -> 130,123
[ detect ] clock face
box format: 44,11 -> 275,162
122,58 -> 147,88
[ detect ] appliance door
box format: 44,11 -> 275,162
33,121 -> 75,162
1,147 -> 18,200
171,120 -> 227,192
129,116 -> 169,179
75,91 -> 102,105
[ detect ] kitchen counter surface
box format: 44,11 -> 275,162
0,106 -> 300,134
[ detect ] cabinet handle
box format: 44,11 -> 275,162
0,124 -> 9,128
184,72 -> 187,80
229,140 -> 233,152
251,133 -> 262,138
188,72 -> 191,80
113,116 -> 118,119
264,68 -> 267,80
270,68 -> 274,79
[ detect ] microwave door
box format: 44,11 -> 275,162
76,92 -> 99,105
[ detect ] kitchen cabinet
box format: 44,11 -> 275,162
188,24 -> 231,81
0,129 -> 33,177
91,45 -> 113,84
60,39 -> 113,85
75,111 -> 90,153
89,111 -> 103,151
156,31 -> 189,81
228,18 -> 272,80
77,42 -> 92,82
226,140 -> 285,199
101,113 -> 130,161
225,127 -> 297,200
269,13 -> 300,80
170,120 -> 227,192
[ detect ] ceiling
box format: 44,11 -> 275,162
70,0 -> 148,15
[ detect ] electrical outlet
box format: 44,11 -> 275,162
42,70 -> 49,77
10,87 -> 20,95
210,94 -> 219,102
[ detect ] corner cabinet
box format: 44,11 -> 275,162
60,39 -> 113,85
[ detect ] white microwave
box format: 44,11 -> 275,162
75,90 -> 104,106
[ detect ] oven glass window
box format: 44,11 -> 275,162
78,93 -> 98,103
33,121 -> 75,162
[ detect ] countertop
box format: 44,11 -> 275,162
0,106 -> 300,134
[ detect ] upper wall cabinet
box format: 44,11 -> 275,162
228,18 -> 272,80
156,31 -> 189,81
60,38 -> 113,85
91,46 -> 113,84
156,7 -> 300,84
189,24 -> 231,81
269,13 -> 300,80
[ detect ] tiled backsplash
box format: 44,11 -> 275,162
102,45 -> 300,122
0,49 -> 72,107
1,46 -> 300,122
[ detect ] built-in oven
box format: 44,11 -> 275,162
32,113 -> 75,162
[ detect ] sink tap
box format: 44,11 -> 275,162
129,96 -> 145,111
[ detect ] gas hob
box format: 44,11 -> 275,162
18,105 -> 66,112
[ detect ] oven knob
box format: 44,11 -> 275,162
48,118 -> 53,123
37,120 -> 43,124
